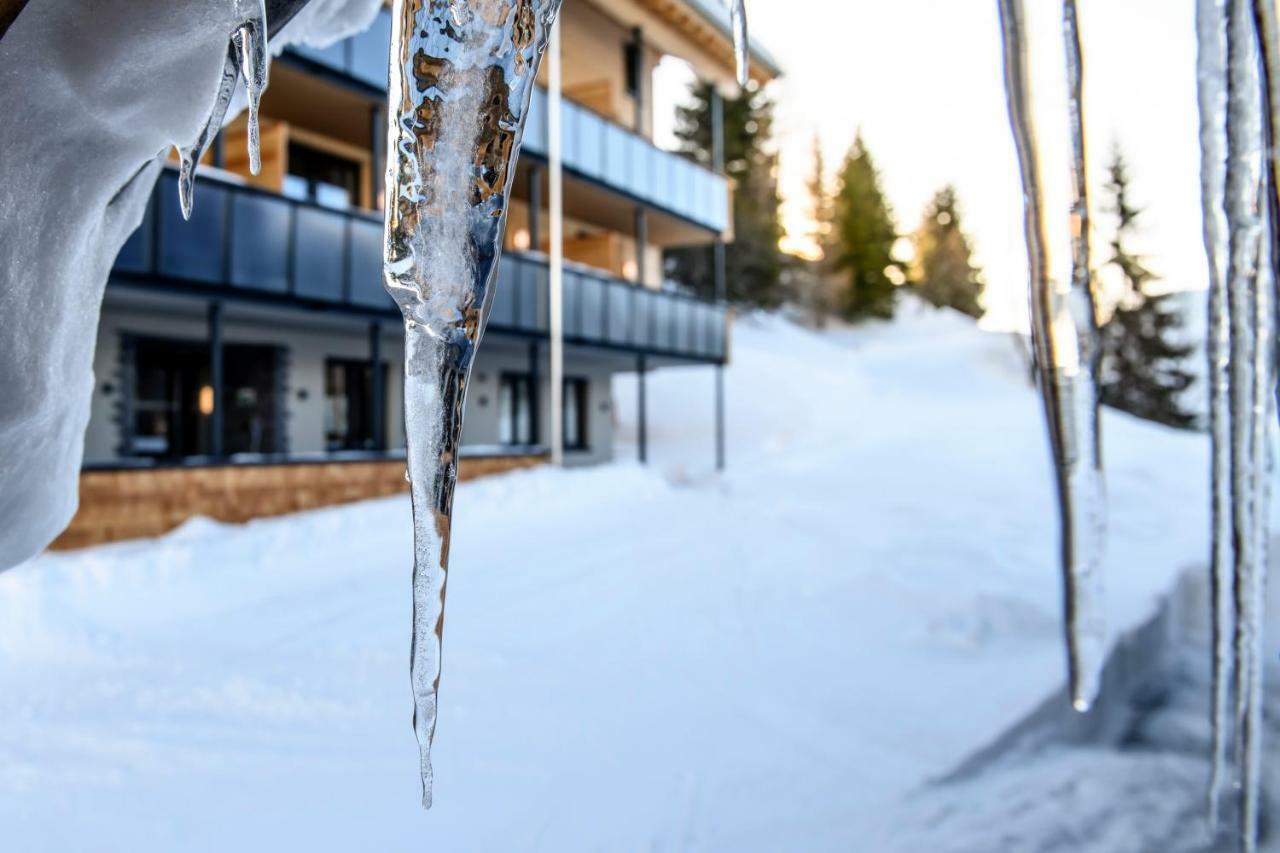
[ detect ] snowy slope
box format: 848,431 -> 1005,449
0,303 -> 1217,851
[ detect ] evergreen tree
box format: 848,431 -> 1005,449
791,135 -> 837,323
830,133 -> 899,320
664,80 -> 786,308
911,185 -> 984,318
1098,147 -> 1196,428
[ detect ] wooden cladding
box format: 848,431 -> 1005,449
51,455 -> 545,550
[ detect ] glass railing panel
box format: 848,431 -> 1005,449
524,88 -> 547,155
562,269 -> 582,337
157,172 -> 226,284
492,258 -> 519,327
579,271 -> 604,339
631,288 -> 652,348
652,294 -> 672,350
607,281 -> 632,345
576,109 -> 605,180
293,207 -> 346,301
347,217 -> 387,308
229,192 -> 290,293
531,261 -> 549,332
291,40 -> 346,71
604,123 -> 629,187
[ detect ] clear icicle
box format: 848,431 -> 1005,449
174,0 -> 269,219
382,0 -> 564,809
996,0 -> 1107,713
729,0 -> 749,87
233,0 -> 269,176
1194,0 -> 1234,831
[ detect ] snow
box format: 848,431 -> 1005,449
0,0 -> 383,572
0,302 -> 1221,850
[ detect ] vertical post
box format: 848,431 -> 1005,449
528,163 -> 543,253
637,353 -> 647,464
630,27 -> 645,133
711,87 -> 727,471
208,301 -> 224,459
369,321 -> 384,451
369,103 -> 386,210
548,17 -> 565,467
527,339 -> 541,445
634,206 -> 648,285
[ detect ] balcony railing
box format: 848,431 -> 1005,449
111,168 -> 727,363
284,8 -> 729,233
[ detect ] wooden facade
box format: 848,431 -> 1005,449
51,455 -> 546,550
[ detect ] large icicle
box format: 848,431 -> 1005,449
729,0 -> 749,87
176,0 -> 269,220
1195,0 -> 1235,831
382,0 -> 563,809
996,0 -> 1107,712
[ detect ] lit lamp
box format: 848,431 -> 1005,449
198,385 -> 214,416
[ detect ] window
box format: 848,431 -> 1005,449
498,373 -> 535,446
283,142 -> 361,210
128,337 -> 282,458
563,377 -> 588,451
325,358 -> 387,451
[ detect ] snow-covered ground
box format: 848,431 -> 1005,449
0,302 -> 1227,851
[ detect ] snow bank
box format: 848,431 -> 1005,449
0,305 -> 1219,850
0,0 -> 381,572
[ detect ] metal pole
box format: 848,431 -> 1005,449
527,339 -> 541,445
637,354 -> 647,464
548,17 -> 564,467
528,163 -> 542,252
630,27 -> 645,133
369,103 -> 385,210
634,206 -> 648,285
711,88 -> 727,471
369,321 -> 384,451
208,301 -> 224,459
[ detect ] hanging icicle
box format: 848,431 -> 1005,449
1195,0 -> 1235,832
1196,2 -> 1277,848
382,0 -> 564,809
729,0 -> 749,88
176,0 -> 269,220
996,0 -> 1107,713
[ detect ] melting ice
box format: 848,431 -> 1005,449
381,0 -> 564,809
995,0 -> 1107,713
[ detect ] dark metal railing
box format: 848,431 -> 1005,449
111,168 -> 727,363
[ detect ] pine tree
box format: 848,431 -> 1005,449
790,135 -> 837,323
830,132 -> 899,320
911,185 -> 984,318
664,81 -> 786,308
1098,147 -> 1196,428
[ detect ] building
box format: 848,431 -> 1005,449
61,0 -> 781,547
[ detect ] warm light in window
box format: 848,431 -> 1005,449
623,260 -> 638,281
512,228 -> 531,250
198,385 -> 214,416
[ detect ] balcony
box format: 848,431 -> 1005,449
283,9 -> 730,234
111,168 -> 727,363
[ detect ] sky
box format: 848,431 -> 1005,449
657,0 -> 1205,331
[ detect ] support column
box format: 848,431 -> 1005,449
637,353 -> 647,464
548,18 -> 565,466
527,339 -> 541,445
629,27 -> 645,133
369,321 -> 384,451
370,103 -> 386,210
633,206 -> 648,285
528,163 -> 543,252
711,87 -> 727,472
208,301 -> 224,459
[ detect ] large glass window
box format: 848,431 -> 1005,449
563,377 -> 588,451
324,358 -> 387,451
129,337 -> 282,458
498,373 -> 535,446
283,142 -> 360,210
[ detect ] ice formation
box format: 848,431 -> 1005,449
995,0 -> 1107,713
380,0 -> 564,809
1195,2 -> 1277,849
0,0 -> 383,574
730,0 -> 749,87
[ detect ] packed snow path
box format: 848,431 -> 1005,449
0,306 -> 1217,851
